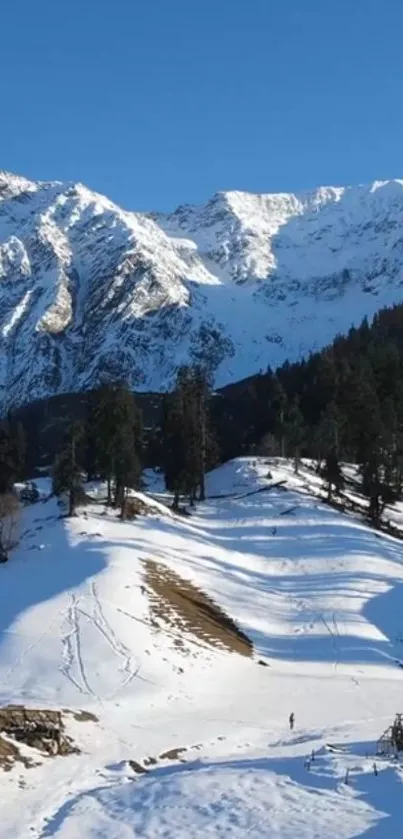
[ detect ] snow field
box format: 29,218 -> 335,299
0,459 -> 403,836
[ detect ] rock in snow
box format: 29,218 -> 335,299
1,171 -> 403,408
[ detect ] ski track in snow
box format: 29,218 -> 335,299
85,581 -> 141,695
60,594 -> 97,699
59,585 -> 142,701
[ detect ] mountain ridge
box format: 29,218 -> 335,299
1,169 -> 403,409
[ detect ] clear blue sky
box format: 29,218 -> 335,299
1,0 -> 403,211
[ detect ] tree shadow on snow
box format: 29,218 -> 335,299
104,488 -> 403,669
0,496 -> 107,680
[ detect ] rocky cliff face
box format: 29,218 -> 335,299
1,171 -> 403,409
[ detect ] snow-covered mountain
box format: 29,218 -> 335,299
2,170 -> 403,408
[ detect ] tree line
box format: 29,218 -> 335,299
2,302 -> 403,530
52,367 -> 216,516
220,304 -> 403,523
0,415 -> 27,559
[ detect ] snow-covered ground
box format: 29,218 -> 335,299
1,459 -> 403,837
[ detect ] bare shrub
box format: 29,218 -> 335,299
122,496 -> 150,520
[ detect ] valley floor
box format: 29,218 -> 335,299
1,459 -> 403,837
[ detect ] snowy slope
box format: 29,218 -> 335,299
2,460 -> 403,836
2,172 -> 403,407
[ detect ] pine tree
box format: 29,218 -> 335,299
162,368 -> 198,507
357,416 -> 393,525
162,366 -> 214,507
89,381 -> 142,509
353,376 -> 390,523
190,366 -> 213,501
376,397 -> 403,510
322,448 -> 344,500
10,421 -> 26,482
271,376 -> 287,458
52,421 -> 84,516
0,420 -> 25,494
84,391 -> 99,482
162,390 -> 187,508
314,401 -> 343,473
178,367 -> 201,504
90,383 -> 117,503
360,450 -> 385,524
115,403 -> 142,513
285,397 -> 305,473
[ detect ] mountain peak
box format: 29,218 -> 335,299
0,171 -> 403,409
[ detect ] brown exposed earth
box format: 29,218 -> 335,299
123,496 -> 154,519
0,733 -> 33,771
122,495 -> 170,520
63,708 -> 99,723
129,746 -> 189,775
129,739 -> 222,776
129,759 -> 148,775
144,560 -> 253,657
159,746 -> 188,761
0,706 -> 80,770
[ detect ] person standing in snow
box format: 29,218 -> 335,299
289,712 -> 295,731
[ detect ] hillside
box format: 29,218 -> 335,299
1,459 -> 403,836
2,172 -> 403,408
